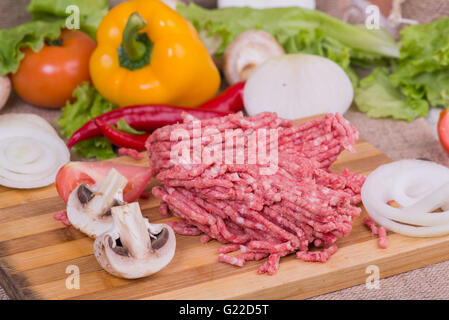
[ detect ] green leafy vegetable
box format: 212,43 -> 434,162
116,119 -> 146,135
178,3 -> 399,85
355,68 -> 428,121
57,82 -> 118,160
356,18 -> 449,121
71,138 -> 117,160
0,20 -> 64,76
27,0 -> 109,39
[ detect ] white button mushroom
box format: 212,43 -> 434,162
94,202 -> 176,279
223,30 -> 285,85
67,168 -> 128,238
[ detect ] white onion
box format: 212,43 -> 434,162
361,159 -> 449,237
0,114 -> 70,189
243,54 -> 354,119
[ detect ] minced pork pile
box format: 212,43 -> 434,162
147,112 -> 365,275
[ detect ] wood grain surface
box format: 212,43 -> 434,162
1,116 -> 448,300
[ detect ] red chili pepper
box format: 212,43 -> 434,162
95,120 -> 150,151
67,83 -> 245,149
197,82 -> 245,113
67,106 -> 228,148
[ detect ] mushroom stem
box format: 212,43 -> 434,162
89,168 -> 128,217
111,202 -> 151,260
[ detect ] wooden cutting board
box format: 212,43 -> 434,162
1,116 -> 449,300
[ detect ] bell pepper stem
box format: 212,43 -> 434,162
122,12 -> 147,62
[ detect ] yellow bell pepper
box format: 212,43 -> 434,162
90,0 -> 220,108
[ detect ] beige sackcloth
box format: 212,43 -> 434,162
1,0 -> 449,300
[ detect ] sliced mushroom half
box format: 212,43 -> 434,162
223,30 -> 285,85
94,202 -> 176,279
67,168 -> 128,238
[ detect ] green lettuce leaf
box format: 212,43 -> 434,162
27,0 -> 109,39
393,18 -> 449,79
178,3 -> 399,61
390,18 -> 449,108
57,82 -> 118,160
356,17 -> 449,121
355,68 -> 428,121
0,20 -> 64,75
72,138 -> 117,160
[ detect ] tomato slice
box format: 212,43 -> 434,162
438,109 -> 449,154
56,161 -> 153,203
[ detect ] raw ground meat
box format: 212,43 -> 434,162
378,227 -> 389,249
148,112 -> 365,274
364,217 -> 389,249
53,211 -> 71,227
364,217 -> 378,235
118,148 -> 143,160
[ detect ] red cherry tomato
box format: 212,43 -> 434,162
11,29 -> 96,109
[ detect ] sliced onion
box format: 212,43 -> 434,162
362,159 -> 449,237
0,114 -> 70,189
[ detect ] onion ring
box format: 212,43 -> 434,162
361,159 -> 449,237
0,115 -> 70,189
0,113 -> 59,137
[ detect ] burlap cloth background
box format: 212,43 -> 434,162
1,0 -> 449,300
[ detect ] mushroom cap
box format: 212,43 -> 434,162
67,184 -> 114,238
94,221 -> 176,279
224,30 -> 285,85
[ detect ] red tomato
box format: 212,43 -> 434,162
56,162 -> 153,203
438,109 -> 449,154
11,29 -> 96,109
